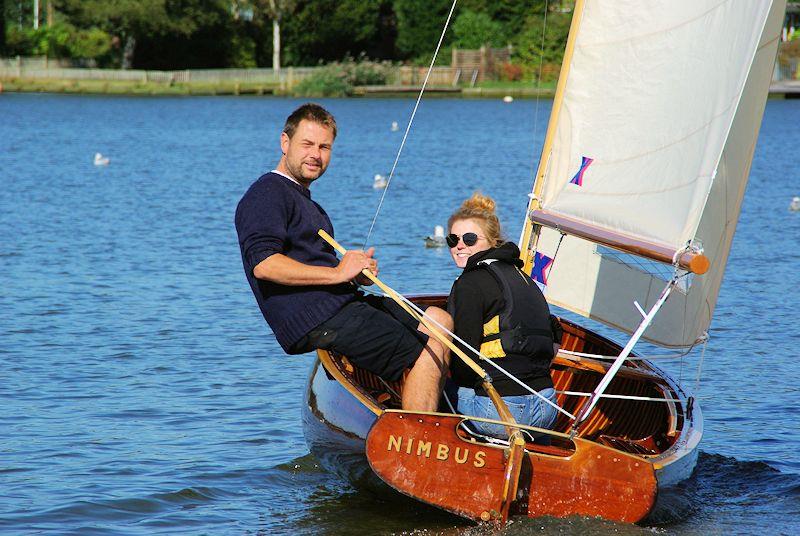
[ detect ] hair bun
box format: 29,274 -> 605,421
461,191 -> 496,214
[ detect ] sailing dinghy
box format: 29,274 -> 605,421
303,0 -> 786,525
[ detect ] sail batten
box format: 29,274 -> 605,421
521,1 -> 786,347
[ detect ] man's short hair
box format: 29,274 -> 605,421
283,103 -> 337,139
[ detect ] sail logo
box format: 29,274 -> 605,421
570,156 -> 593,186
386,434 -> 486,468
531,252 -> 553,287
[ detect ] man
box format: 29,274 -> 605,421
235,103 -> 451,412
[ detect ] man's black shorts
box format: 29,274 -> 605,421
292,295 -> 428,382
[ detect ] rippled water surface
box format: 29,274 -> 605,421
1,94 -> 799,535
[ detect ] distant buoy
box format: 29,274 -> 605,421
94,152 -> 110,166
424,225 -> 446,248
790,196 -> 800,212
503,95 -> 514,103
373,174 -> 388,189
391,121 -> 399,132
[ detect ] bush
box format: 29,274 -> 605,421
341,56 -> 393,86
294,65 -> 352,97
499,62 -> 524,82
5,27 -> 34,56
293,58 -> 394,97
69,27 -> 112,61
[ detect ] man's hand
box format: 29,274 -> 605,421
337,247 -> 378,285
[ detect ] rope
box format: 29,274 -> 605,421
530,0 -> 550,183
393,293 -> 575,420
693,331 -> 709,396
557,390 -> 685,404
559,348 -> 693,361
362,0 -> 460,249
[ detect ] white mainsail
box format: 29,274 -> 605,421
525,1 -> 786,347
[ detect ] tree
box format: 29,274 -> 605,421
265,1 -> 294,72
513,8 -> 572,80
394,0 -> 453,60
55,0 -> 212,68
130,0 -> 236,69
457,0 -> 541,44
0,0 -> 6,55
451,10 -> 503,49
232,0 -> 295,70
282,0 -> 388,65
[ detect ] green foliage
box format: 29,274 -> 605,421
293,64 -> 351,97
293,58 -> 393,97
0,0 -> 6,56
5,27 -> 31,56
281,0 -> 388,66
4,24 -> 72,57
452,10 -> 503,49
69,27 -> 113,60
2,0 -> 575,76
512,10 -> 572,81
458,0 -> 540,43
229,32 -> 258,68
394,0 -> 454,60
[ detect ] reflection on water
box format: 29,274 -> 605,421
0,94 -> 799,534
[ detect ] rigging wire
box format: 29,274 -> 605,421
361,0 -> 460,249
693,332 -> 709,396
529,0 -> 550,190
392,292 -> 575,420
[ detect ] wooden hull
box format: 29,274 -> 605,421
302,307 -> 701,524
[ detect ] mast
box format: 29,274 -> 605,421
519,0 -> 588,274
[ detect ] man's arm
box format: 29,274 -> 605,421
254,248 -> 377,286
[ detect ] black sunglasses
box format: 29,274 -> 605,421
446,232 -> 482,248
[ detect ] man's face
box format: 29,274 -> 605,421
280,119 -> 335,187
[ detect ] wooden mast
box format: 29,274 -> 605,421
519,0 -> 588,274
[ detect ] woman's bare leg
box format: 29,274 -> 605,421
402,307 -> 452,412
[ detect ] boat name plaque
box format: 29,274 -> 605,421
387,434 -> 487,467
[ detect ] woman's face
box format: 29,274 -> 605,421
449,218 -> 492,269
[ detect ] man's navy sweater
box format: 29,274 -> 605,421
235,172 -> 355,352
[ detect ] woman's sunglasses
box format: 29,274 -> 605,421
446,232 -> 482,248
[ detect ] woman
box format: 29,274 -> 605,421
446,192 -> 562,439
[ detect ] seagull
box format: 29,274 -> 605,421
373,174 -> 388,189
424,225 -> 447,248
94,153 -> 110,166
391,121 -> 399,132
790,196 -> 800,212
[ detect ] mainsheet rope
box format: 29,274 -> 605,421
362,0 -> 460,249
392,293 -> 575,419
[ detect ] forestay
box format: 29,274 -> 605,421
523,1 -> 786,347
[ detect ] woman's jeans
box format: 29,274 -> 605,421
456,386 -> 559,440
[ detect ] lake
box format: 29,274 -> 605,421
1,93 -> 799,534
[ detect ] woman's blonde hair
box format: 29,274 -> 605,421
448,192 -> 503,247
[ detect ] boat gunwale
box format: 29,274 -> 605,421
312,295 -> 701,469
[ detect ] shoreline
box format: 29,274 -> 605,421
0,78 -> 557,98
2,78 -> 798,99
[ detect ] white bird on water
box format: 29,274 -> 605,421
790,196 -> 800,212
503,95 -> 514,103
373,174 -> 388,189
391,121 -> 399,132
424,225 -> 447,248
94,153 -> 110,166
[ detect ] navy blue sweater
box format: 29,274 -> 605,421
235,172 -> 355,352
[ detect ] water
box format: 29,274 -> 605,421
1,94 -> 798,535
